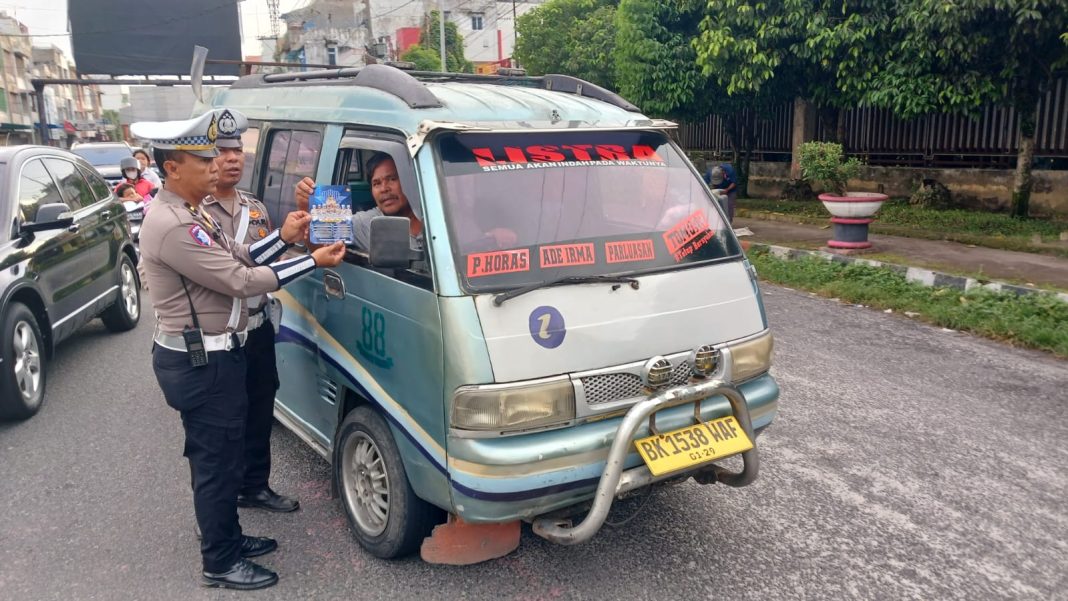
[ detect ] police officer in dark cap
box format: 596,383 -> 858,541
203,108 -> 299,514
133,112 -> 346,590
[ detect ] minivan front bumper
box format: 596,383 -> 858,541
445,373 -> 778,533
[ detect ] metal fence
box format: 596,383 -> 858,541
678,77 -> 1068,168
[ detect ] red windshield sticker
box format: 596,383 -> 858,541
605,239 -> 656,264
540,243 -> 596,269
663,210 -> 715,262
663,211 -> 711,253
467,249 -> 531,278
472,144 -> 665,172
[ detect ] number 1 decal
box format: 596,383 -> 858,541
357,306 -> 394,369
537,313 -> 552,340
528,306 -> 566,349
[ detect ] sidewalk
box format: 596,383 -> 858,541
734,214 -> 1068,293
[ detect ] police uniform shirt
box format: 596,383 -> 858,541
140,188 -> 316,335
202,191 -> 273,310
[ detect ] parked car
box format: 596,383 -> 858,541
206,65 -> 777,559
70,142 -> 134,188
0,146 -> 141,420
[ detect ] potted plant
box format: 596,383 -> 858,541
799,141 -> 887,250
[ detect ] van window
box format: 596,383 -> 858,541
43,158 -> 94,212
237,125 -> 260,192
261,129 -> 321,225
333,137 -> 431,288
18,159 -> 63,222
436,130 -> 742,292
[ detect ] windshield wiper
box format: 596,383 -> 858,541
493,275 -> 640,306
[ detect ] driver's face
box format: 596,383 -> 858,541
370,159 -> 410,216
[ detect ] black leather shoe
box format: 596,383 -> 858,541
237,488 -> 300,513
201,558 -> 278,590
240,535 -> 278,558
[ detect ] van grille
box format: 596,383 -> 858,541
580,361 -> 695,406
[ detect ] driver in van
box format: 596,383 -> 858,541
296,152 -> 423,251
297,152 -> 518,252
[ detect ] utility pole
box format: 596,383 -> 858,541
439,0 -> 447,72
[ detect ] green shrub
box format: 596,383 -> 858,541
798,141 -> 861,195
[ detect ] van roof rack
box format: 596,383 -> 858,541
235,64 -> 642,113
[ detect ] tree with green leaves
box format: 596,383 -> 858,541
694,0 -> 1068,217
692,0 -> 889,143
514,0 -> 618,88
616,0 -> 792,196
401,11 -> 473,73
863,1 -> 1068,217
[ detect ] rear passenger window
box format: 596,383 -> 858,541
18,159 -> 63,222
237,125 -> 260,192
261,129 -> 321,225
43,159 -> 94,211
77,163 -> 111,202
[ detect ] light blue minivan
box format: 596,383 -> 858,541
202,65 -> 778,560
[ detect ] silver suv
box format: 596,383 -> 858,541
70,142 -> 134,188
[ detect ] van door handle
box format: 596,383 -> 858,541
100,210 -> 111,219
67,223 -> 80,233
324,271 -> 345,299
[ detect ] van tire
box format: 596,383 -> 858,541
334,405 -> 441,558
0,303 -> 46,420
101,255 -> 140,332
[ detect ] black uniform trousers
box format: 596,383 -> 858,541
152,343 -> 248,573
241,318 -> 280,493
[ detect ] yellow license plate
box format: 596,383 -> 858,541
634,416 -> 753,477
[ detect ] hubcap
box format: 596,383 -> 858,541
12,321 -> 41,401
121,263 -> 140,319
341,431 -> 390,536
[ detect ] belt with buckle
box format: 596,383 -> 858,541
154,331 -> 248,352
246,311 -> 267,331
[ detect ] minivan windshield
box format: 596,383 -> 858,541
71,145 -> 132,166
437,130 -> 742,292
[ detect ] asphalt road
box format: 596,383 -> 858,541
1,285 -> 1066,601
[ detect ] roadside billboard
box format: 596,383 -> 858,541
69,0 -> 241,76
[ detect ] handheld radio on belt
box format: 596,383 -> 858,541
179,277 -> 209,367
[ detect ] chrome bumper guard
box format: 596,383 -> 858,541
532,379 -> 758,545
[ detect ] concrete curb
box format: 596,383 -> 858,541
743,241 -> 1068,304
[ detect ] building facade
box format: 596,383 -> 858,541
31,45 -> 106,147
276,0 -> 543,72
0,12 -> 36,144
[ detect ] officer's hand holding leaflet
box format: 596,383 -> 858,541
280,210 -> 312,244
311,241 -> 346,267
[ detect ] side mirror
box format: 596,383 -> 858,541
368,216 -> 422,268
20,203 -> 74,234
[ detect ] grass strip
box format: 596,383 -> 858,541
738,198 -> 1068,257
747,247 -> 1068,358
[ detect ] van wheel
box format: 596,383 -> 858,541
101,255 -> 140,332
0,303 -> 46,420
334,406 -> 441,558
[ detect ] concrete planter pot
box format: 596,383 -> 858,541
818,192 -> 888,250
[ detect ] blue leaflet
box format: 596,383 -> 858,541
310,185 -> 354,244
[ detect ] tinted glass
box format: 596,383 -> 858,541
70,145 -> 133,166
77,163 -> 111,202
237,126 -> 259,192
437,131 -> 741,291
279,131 -> 321,216
44,158 -> 95,211
18,159 -> 63,221
261,130 -> 291,225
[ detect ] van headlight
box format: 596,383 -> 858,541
451,377 -> 575,432
728,331 -> 774,382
